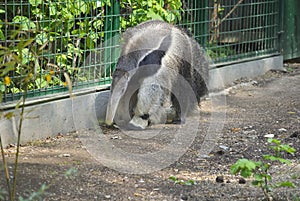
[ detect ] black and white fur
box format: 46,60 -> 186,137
105,20 -> 209,129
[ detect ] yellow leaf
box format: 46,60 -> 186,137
45,74 -> 51,83
4,112 -> 14,119
4,76 -> 10,86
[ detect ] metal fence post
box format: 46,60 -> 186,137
281,0 -> 300,60
104,0 -> 120,79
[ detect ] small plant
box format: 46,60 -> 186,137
169,176 -> 196,186
0,25 -> 75,200
206,43 -> 236,60
231,138 -> 296,201
18,184 -> 49,201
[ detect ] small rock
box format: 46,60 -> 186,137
104,195 -> 111,199
216,176 -> 224,183
264,134 -> 275,138
278,128 -> 287,132
111,136 -> 122,140
219,145 -> 229,151
197,154 -> 211,159
59,153 -> 71,157
231,127 -> 241,133
238,178 -> 246,184
243,126 -> 254,130
243,130 -> 257,135
290,131 -> 299,138
180,194 -> 188,200
6,144 -> 16,148
251,80 -> 258,86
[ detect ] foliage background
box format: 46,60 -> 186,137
0,0 -> 183,102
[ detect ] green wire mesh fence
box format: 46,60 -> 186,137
206,0 -> 280,65
0,0 -> 280,103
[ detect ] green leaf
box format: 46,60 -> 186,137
93,20 -> 104,30
268,138 -> 280,145
277,158 -> 291,165
264,154 -> 292,165
165,13 -> 176,22
169,176 -> 195,186
88,32 -> 98,43
18,38 -> 34,50
240,169 -> 253,178
275,181 -> 295,188
86,36 -> 95,49
0,81 -> 5,92
184,179 -> 196,185
49,4 -> 57,16
64,167 -> 77,178
261,163 -> 270,172
254,174 -> 263,182
12,16 -> 36,31
70,1 -> 88,16
0,61 -> 16,75
20,183 -> 48,201
146,10 -> 164,21
0,9 -> 5,14
252,180 -> 262,187
263,155 -> 277,161
79,2 -> 88,14
19,48 -> 34,64
29,0 -> 42,6
11,87 -> 21,93
56,54 -> 67,65
32,7 -> 41,16
169,176 -> 177,181
230,159 -> 257,177
280,144 -> 296,154
35,78 -> 47,88
35,32 -> 49,45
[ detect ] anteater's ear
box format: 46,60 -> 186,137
137,35 -> 172,77
139,49 -> 165,67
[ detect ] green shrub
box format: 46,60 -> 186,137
0,0 -> 183,99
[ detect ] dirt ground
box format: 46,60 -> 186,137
1,63 -> 300,201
